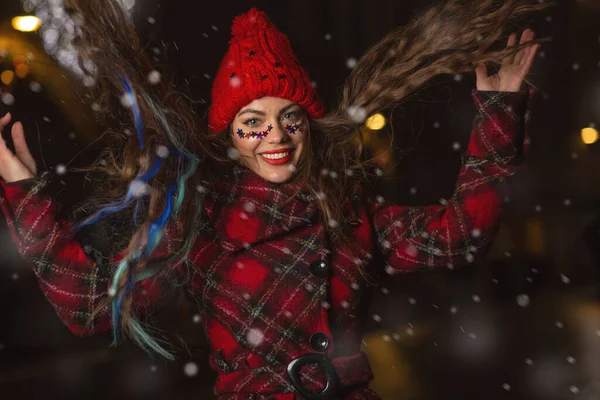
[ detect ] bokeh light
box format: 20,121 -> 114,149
11,16 -> 41,32
365,113 -> 386,130
581,127 -> 598,144
1,70 -> 15,85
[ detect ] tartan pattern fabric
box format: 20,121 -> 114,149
0,89 -> 531,399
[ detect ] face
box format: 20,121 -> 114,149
230,97 -> 306,183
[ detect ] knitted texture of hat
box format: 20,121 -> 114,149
208,8 -> 324,133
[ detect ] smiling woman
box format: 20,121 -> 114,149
0,1 -> 551,399
229,97 -> 307,183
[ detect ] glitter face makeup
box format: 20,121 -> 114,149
236,125 -> 274,139
284,123 -> 303,134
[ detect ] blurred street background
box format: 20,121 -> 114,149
1,0 -> 599,399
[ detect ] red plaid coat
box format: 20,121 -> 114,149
0,90 -> 531,400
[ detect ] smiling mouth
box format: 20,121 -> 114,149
259,148 -> 295,165
261,150 -> 291,160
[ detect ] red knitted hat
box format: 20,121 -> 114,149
208,8 -> 325,133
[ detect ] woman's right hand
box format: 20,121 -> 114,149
0,113 -> 37,183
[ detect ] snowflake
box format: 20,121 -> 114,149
346,58 -> 357,69
129,180 -> 151,197
227,147 -> 240,160
230,76 -> 242,88
1,93 -> 15,106
246,328 -> 264,347
183,362 -> 198,377
516,294 -> 530,307
346,105 -> 367,123
156,145 -> 170,158
29,81 -> 42,92
55,164 -> 67,175
148,70 -> 161,85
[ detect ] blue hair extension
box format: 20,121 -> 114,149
73,156 -> 165,233
144,183 -> 177,258
87,77 -> 205,360
119,73 -> 145,150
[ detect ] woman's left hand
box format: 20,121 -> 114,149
475,29 -> 540,93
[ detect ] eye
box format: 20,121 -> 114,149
243,118 -> 261,127
283,111 -> 299,121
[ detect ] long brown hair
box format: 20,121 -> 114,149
65,0 -> 551,357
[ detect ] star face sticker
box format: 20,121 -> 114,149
235,124 -> 273,139
248,50 -> 256,56
285,123 -> 303,134
274,61 -> 282,67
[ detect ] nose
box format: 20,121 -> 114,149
265,123 -> 288,144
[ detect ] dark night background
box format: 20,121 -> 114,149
1,0 -> 600,399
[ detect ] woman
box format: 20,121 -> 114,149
0,1 -> 545,399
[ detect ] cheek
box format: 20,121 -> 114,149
231,135 -> 260,157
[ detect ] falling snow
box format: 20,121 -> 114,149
129,180 -> 151,197
346,106 -> 367,124
517,294 -> 530,307
148,70 -> 161,85
246,328 -> 264,347
29,81 -> 42,92
156,145 -> 170,158
1,93 -> 15,106
346,58 -> 357,69
227,147 -> 240,160
183,362 -> 198,377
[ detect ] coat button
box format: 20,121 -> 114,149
309,260 -> 329,278
309,332 -> 330,352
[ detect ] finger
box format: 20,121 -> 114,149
515,29 -> 535,65
503,33 -> 518,65
475,65 -> 489,83
11,122 -> 37,174
521,43 -> 540,77
0,113 -> 11,132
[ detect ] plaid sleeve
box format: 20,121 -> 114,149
369,89 -> 533,273
0,173 -> 189,337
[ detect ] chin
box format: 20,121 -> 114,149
259,170 -> 294,184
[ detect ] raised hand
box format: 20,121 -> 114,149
0,113 -> 37,183
476,29 -> 540,93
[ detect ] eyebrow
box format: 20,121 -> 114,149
236,103 -> 299,119
237,109 -> 266,118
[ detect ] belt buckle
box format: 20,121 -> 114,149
286,353 -> 340,400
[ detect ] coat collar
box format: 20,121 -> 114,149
213,166 -> 320,252
211,166 -> 363,252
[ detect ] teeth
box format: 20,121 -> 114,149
262,151 -> 289,160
